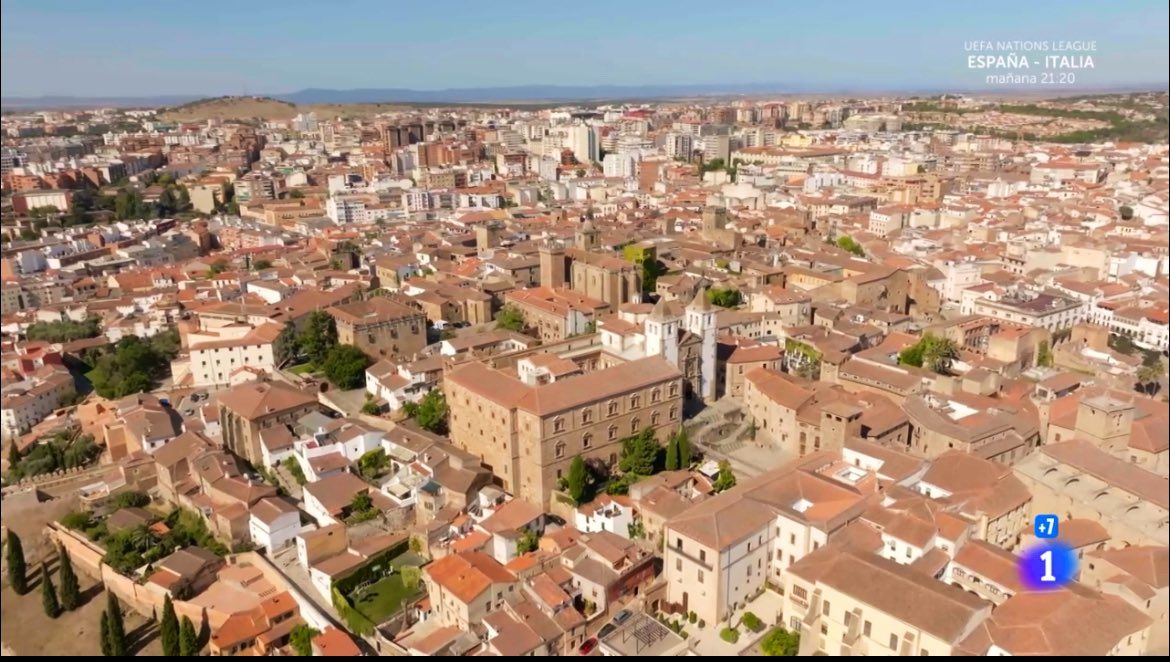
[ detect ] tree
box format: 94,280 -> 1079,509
161,593 -> 180,656
25,318 -> 102,342
1036,340 -> 1054,368
676,428 -> 691,469
106,592 -> 128,657
253,259 -> 273,271
567,455 -> 588,505
1137,359 -> 1165,395
290,623 -> 319,656
300,311 -> 338,366
898,333 -> 959,375
641,260 -> 667,294
516,529 -> 540,555
6,531 -> 28,595
706,287 -> 742,308
41,563 -> 61,618
274,322 -> 299,366
322,344 -> 371,389
87,335 -> 170,398
179,615 -> 199,656
412,390 -> 449,435
1119,205 -> 1134,220
760,626 -> 801,656
350,491 -> 373,515
664,433 -> 680,471
495,305 -> 526,332
207,259 -> 230,276
100,610 -> 113,656
836,236 -> 865,257
618,428 -> 660,476
713,460 -> 737,492
58,549 -> 81,611
357,448 -> 389,479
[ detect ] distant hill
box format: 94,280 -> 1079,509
158,95 -> 298,121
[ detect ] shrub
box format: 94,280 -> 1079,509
688,611 -> 697,624
741,611 -> 764,633
720,627 -> 740,644
760,626 -> 800,656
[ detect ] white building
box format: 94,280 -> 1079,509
574,494 -> 634,539
178,322 -> 281,388
248,497 -> 301,552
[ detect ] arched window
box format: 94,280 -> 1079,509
631,394 -> 641,409
631,418 -> 641,433
669,383 -> 679,397
651,388 -> 661,403
608,425 -> 618,441
555,442 -> 566,459
583,433 -> 593,449
607,400 -> 619,417
553,417 -> 565,433
582,409 -> 593,424
651,412 -> 661,426
670,406 -> 678,420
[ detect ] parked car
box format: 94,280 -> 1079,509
598,623 -> 617,640
612,609 -> 633,626
578,638 -> 598,655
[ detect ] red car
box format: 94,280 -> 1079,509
579,638 -> 598,655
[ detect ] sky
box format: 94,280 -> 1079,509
1,0 -> 1167,97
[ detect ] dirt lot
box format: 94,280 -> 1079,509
1,565 -> 161,656
1,491 -> 81,565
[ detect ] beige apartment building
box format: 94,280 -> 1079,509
444,356 -> 683,507
218,381 -> 320,467
328,296 -> 427,361
422,551 -> 519,632
783,545 -> 992,656
662,453 -> 879,625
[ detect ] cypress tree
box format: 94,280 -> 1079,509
5,531 -> 28,595
41,563 -> 61,618
161,593 -> 180,656
58,549 -> 81,611
664,433 -> 679,471
100,610 -> 113,656
106,592 -> 127,657
179,615 -> 199,656
566,455 -> 588,505
677,428 -> 691,469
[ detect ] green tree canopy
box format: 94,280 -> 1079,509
897,333 -> 959,375
706,287 -> 742,308
42,563 -> 62,618
161,594 -> 180,656
25,318 -> 101,343
836,235 -> 866,257
407,390 -> 449,435
88,335 -> 171,398
59,549 -> 82,611
322,344 -> 371,389
300,311 -> 338,365
6,531 -> 29,595
179,616 -> 200,656
760,626 -> 801,656
567,455 -> 588,505
290,624 -> 319,656
714,460 -> 737,493
516,529 -> 541,554
495,305 -> 526,332
618,428 -> 660,476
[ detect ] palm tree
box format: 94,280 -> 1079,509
1137,360 -> 1165,395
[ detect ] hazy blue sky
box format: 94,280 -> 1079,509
2,0 -> 1166,97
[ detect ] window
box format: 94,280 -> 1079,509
582,409 -> 593,424
651,412 -> 661,426
669,406 -> 678,420
822,601 -> 831,617
583,433 -> 593,449
863,621 -> 871,637
631,418 -> 641,433
669,383 -> 679,397
631,394 -> 640,408
553,417 -> 565,433
699,550 -> 706,563
676,559 -> 682,571
792,586 -> 808,600
608,425 -> 618,441
651,388 -> 661,403
555,442 -> 566,459
889,634 -> 898,650
607,400 -> 619,416
697,569 -> 704,582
